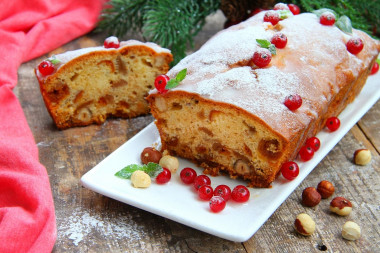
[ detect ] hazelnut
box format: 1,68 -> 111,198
141,147 -> 162,164
159,155 -> 179,173
294,213 -> 316,236
302,187 -> 321,207
353,149 -> 371,165
342,221 -> 361,241
330,197 -> 352,216
317,180 -> 335,198
131,170 -> 151,188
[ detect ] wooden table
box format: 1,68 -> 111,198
15,11 -> 379,252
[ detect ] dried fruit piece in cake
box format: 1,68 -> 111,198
35,39 -> 172,129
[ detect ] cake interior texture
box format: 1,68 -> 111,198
148,12 -> 380,187
36,43 -> 172,129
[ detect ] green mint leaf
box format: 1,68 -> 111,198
313,8 -> 338,19
144,162 -> 163,178
115,164 -> 143,179
175,68 -> 187,82
269,44 -> 277,55
165,79 -> 180,89
115,162 -> 163,179
278,10 -> 293,20
336,15 -> 353,34
376,59 -> 380,65
256,39 -> 271,48
48,55 -> 61,65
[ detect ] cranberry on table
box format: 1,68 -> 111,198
320,12 -> 336,26
281,161 -> 299,181
326,116 -> 340,131
263,11 -> 280,26
198,185 -> 214,201
253,48 -> 272,68
156,168 -> 171,184
346,37 -> 364,55
214,184 -> 232,201
305,137 -> 321,152
231,185 -> 250,203
180,167 -> 197,184
193,175 -> 211,191
284,94 -> 302,111
38,60 -> 55,76
154,74 -> 170,94
271,33 -> 287,49
209,196 -> 226,213
288,4 -> 300,15
299,145 -> 314,161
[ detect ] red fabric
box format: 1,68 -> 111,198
0,0 -> 105,252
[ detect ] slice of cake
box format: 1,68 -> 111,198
147,11 -> 380,187
35,38 -> 173,129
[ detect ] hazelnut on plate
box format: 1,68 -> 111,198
141,147 -> 162,164
353,149 -> 371,165
159,155 -> 179,173
330,196 -> 352,216
131,170 -> 151,188
302,187 -> 321,207
294,213 -> 315,236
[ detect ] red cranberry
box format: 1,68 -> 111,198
253,48 -> 272,68
180,167 -> 197,184
213,185 -> 232,201
193,175 -> 211,191
154,74 -> 170,94
209,196 -> 226,213
231,185 -> 250,203
263,11 -> 280,26
198,185 -> 214,201
346,37 -> 364,55
320,12 -> 336,26
271,33 -> 288,49
299,145 -> 315,161
326,117 -> 340,132
305,137 -> 321,152
288,4 -> 300,15
38,60 -> 55,76
284,94 -> 302,111
104,36 -> 120,49
370,62 -> 379,75
281,161 -> 299,180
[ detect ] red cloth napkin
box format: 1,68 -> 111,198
0,0 -> 105,252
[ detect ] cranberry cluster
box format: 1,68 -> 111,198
180,167 -> 250,213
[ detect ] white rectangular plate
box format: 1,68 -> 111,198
81,72 -> 379,242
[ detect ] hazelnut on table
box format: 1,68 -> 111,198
294,213 -> 316,236
342,221 -> 361,241
330,197 -> 352,216
317,180 -> 335,199
302,187 -> 321,207
353,149 -> 371,165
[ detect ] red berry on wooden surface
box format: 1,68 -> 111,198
180,167 -> 197,184
346,37 -> 364,55
284,94 -> 302,111
231,185 -> 250,203
104,36 -> 120,49
320,12 -> 336,26
156,168 -> 171,184
264,11 -> 280,25
370,61 -> 379,75
198,185 -> 214,201
271,33 -> 288,49
154,74 -> 170,94
299,145 -> 315,161
274,3 -> 289,11
288,4 -> 300,15
306,137 -> 321,152
326,117 -> 340,132
253,49 -> 272,68
281,161 -> 299,180
209,196 -> 226,213
38,60 -> 55,76
193,175 -> 211,191
214,184 -> 232,201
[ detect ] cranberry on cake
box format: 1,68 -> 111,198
35,37 -> 173,129
147,12 -> 380,187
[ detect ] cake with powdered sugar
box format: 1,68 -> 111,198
35,38 -> 172,129
147,11 -> 380,187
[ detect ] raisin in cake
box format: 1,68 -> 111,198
147,12 -> 380,187
35,39 -> 173,129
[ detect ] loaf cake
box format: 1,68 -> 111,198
35,38 -> 173,129
147,11 -> 380,187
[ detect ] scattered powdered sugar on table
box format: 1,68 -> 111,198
58,208 -> 144,246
